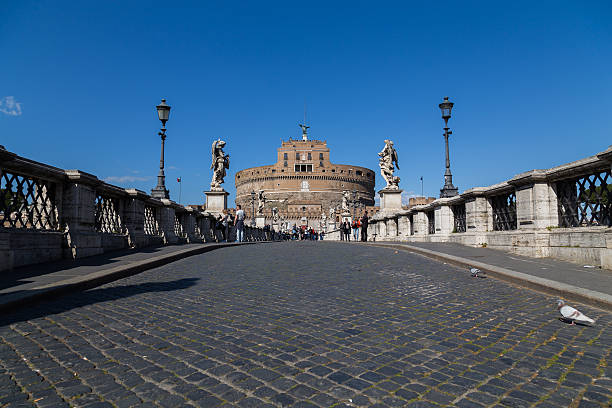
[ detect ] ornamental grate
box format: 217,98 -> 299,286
0,170 -> 59,230
557,169 -> 611,227
427,211 -> 435,234
94,195 -> 123,233
174,213 -> 186,238
491,191 -> 517,231
453,203 -> 466,233
144,205 -> 160,235
409,214 -> 414,235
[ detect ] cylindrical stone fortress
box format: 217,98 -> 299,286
235,138 -> 375,227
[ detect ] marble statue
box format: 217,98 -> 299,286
272,207 -> 279,223
342,190 -> 350,212
329,207 -> 335,219
378,139 -> 400,189
210,139 -> 230,191
257,190 -> 265,215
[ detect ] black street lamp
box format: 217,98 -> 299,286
250,190 -> 256,226
439,96 -> 458,198
151,98 -> 171,199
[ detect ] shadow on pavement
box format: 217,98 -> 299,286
0,277 -> 199,326
0,246 -> 167,291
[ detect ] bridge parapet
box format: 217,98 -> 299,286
0,146 -> 269,271
368,145 -> 612,269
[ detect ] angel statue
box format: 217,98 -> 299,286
257,190 -> 265,215
272,207 -> 279,223
378,139 -> 400,189
210,139 -> 230,191
341,190 -> 350,212
299,123 -> 310,141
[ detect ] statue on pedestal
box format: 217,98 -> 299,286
329,207 -> 335,219
378,139 -> 400,189
257,190 -> 266,215
272,207 -> 279,223
341,190 -> 350,212
210,139 -> 229,191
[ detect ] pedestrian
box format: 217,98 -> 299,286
221,209 -> 230,242
352,219 -> 360,241
361,211 -> 369,242
235,204 -> 245,242
343,220 -> 351,241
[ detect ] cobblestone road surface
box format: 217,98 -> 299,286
1,242 -> 611,408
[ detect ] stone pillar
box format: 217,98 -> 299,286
124,189 -> 149,248
157,199 -> 178,244
386,217 -> 398,238
62,171 -> 103,258
255,216 -> 266,228
412,210 -> 428,236
463,188 -> 489,232
434,201 -> 454,235
367,222 -> 376,241
397,212 -> 410,238
509,171 -> 559,230
378,218 -> 387,238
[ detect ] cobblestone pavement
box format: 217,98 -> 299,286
1,242 -> 611,408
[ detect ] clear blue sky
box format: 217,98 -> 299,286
2,1 -> 611,206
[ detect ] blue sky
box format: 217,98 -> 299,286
2,1 -> 611,206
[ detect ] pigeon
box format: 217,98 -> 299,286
557,300 -> 595,325
470,268 -> 485,278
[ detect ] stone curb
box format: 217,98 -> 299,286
365,242 -> 612,312
0,242 -> 263,313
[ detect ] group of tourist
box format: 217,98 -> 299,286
339,211 -> 369,242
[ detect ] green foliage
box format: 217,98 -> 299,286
0,188 -> 26,213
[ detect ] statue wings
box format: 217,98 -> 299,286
210,140 -> 218,170
392,147 -> 399,170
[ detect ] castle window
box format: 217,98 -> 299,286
319,161 -> 324,167
296,152 -> 300,160
356,170 -> 363,176
332,169 -> 336,173
319,153 -> 323,160
348,170 -> 352,175
271,169 -> 276,173
340,170 -> 344,173
367,173 -> 372,178
283,153 -> 288,160
284,161 -> 288,167
307,152 -> 312,160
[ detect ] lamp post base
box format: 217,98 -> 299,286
151,186 -> 169,199
440,185 -> 458,198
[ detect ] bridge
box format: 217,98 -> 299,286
1,145 -> 611,407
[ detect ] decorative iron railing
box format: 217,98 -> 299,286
144,205 -> 160,235
557,169 -> 611,227
409,214 -> 414,235
491,191 -> 517,231
174,213 -> 186,238
0,170 -> 59,230
453,203 -> 466,233
94,195 -> 124,233
427,211 -> 435,234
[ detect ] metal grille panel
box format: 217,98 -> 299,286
94,195 -> 123,233
144,205 -> 159,235
491,192 -> 517,231
453,204 -> 466,233
0,170 -> 59,230
557,170 -> 611,227
427,211 -> 435,234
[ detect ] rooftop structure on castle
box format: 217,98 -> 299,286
234,126 -> 375,227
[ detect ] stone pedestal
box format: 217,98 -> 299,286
204,190 -> 229,214
255,215 -> 266,228
379,188 -> 403,213
341,211 -> 352,223
328,222 -> 336,232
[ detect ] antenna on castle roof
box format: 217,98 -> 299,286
299,100 -> 309,141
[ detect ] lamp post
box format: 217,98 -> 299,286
250,190 -> 256,226
151,98 -> 171,199
439,96 -> 458,198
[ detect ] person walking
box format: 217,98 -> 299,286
221,209 -> 230,242
352,219 -> 360,241
235,204 -> 245,242
361,211 -> 369,242
343,220 -> 351,241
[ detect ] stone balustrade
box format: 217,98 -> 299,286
368,145 -> 612,269
0,146 -> 272,272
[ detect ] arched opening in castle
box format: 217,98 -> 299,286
235,128 -> 376,227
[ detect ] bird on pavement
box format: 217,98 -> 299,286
470,268 -> 486,278
557,299 -> 595,325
